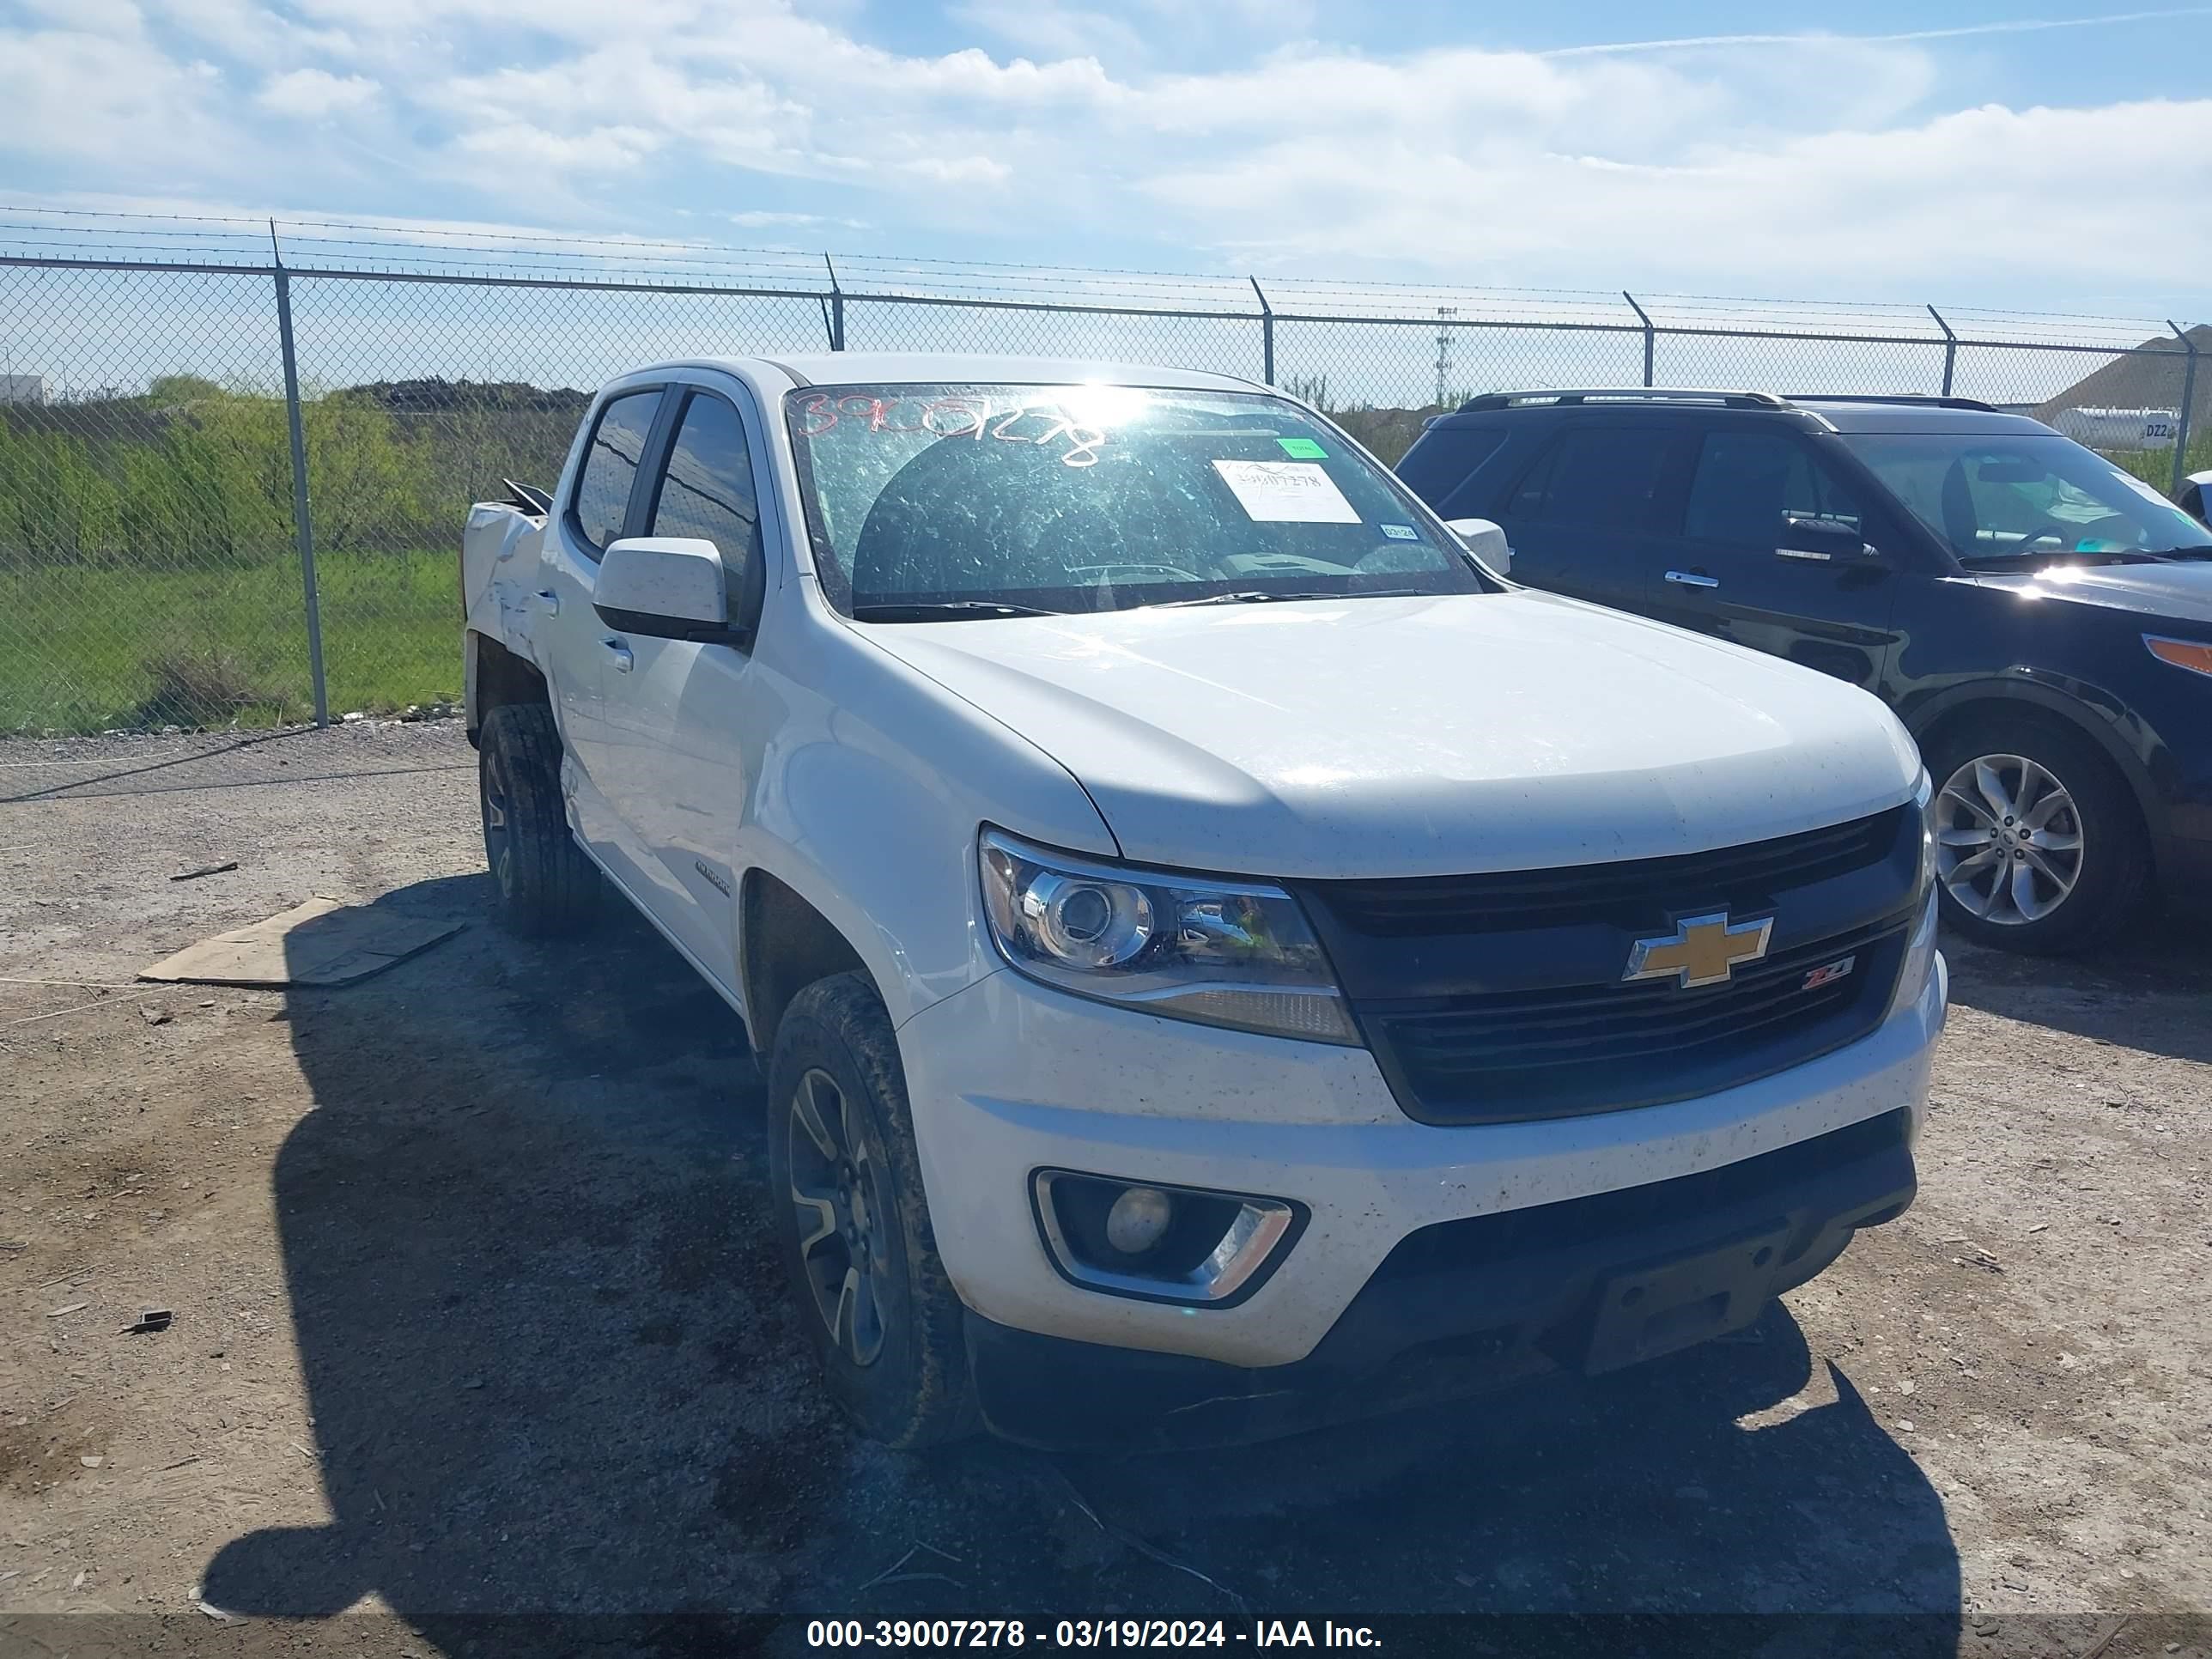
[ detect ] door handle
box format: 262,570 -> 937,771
1665,569 -> 1720,589
535,588 -> 560,615
601,638 -> 635,673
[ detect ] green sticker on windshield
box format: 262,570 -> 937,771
1276,436 -> 1328,459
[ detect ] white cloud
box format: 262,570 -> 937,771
452,122 -> 663,173
164,0 -> 356,64
1140,91 -> 2212,292
1542,7 -> 2212,57
15,0 -> 145,29
899,154 -> 1013,185
5,1 -> 2211,313
951,0 -> 1317,64
947,0 -> 1144,63
724,209 -> 867,228
0,18 -> 229,167
255,66 -> 380,117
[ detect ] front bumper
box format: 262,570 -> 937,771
966,1103 -> 1915,1449
895,951 -> 1946,1378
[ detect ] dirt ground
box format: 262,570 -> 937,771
2,724 -> 2209,1657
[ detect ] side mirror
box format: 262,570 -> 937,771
593,538 -> 738,642
1444,517 -> 1512,576
2182,471 -> 2212,526
1778,516 -> 1884,566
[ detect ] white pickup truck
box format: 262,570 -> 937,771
461,353 -> 1947,1449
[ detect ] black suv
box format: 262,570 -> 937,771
1397,390 -> 2212,953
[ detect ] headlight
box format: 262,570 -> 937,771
1912,767 -> 1937,899
1887,885 -> 1942,1023
977,829 -> 1357,1044
1888,770 -> 1942,1023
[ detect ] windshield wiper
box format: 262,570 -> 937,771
1152,588 -> 1423,609
851,600 -> 1060,622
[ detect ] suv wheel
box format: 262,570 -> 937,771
1925,714 -> 2146,955
478,702 -> 601,936
765,973 -> 976,1448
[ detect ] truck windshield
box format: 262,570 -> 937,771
782,383 -> 1488,617
1838,431 -> 2212,562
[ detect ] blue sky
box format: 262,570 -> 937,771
4,0 -> 2212,314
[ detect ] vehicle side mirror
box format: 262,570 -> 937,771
2182,471 -> 2212,526
1444,517 -> 1512,576
593,538 -> 740,643
1778,516 -> 1884,566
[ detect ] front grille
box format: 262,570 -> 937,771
1361,922 -> 1906,1123
1323,806 -> 1906,936
1296,805 -> 1920,1126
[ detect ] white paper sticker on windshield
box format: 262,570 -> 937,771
1211,459 -> 1362,524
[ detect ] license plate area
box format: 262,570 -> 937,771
1583,1223 -> 1791,1374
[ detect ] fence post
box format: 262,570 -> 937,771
270,225 -> 328,727
1250,277 -> 1274,386
2169,320 -> 2198,497
1929,305 -> 1957,397
823,254 -> 845,351
1622,291 -> 1655,387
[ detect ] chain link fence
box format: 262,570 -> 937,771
1,225 -> 2204,733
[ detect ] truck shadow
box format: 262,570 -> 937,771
198,875 -> 1960,1650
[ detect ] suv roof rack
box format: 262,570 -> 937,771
1456,388 -> 1788,412
1785,392 -> 1999,412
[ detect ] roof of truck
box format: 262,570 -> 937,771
682,352 -> 1267,395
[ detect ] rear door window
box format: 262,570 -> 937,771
1510,428 -> 1678,531
570,391 -> 664,554
1397,424 -> 1510,515
1681,430 -> 1864,550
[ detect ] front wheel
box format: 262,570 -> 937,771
1924,714 -> 2146,955
765,973 -> 977,1448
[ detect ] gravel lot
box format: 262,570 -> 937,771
2,724 -> 2209,1656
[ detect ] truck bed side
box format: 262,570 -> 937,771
463,501 -> 550,734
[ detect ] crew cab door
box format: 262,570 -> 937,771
538,386 -> 669,860
587,380 -> 772,992
1489,423 -> 1688,611
1643,424 -> 1905,691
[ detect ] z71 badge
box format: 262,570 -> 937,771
1801,956 -> 1856,991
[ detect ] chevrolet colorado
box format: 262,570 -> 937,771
461,354 -> 1947,1448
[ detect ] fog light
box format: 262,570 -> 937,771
1030,1170 -> 1302,1305
1105,1185 -> 1174,1255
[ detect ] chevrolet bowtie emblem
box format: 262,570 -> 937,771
1624,911 -> 1775,989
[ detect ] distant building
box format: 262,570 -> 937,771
0,374 -> 46,406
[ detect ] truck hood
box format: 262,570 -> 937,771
860,591 -> 1922,879
1966,557 -> 2212,625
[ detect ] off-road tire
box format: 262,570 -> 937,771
1923,712 -> 2147,956
766,972 -> 977,1448
477,702 -> 600,938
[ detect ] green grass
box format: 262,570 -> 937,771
0,548 -> 461,733
8,421 -> 2206,736
2110,435 -> 2212,492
